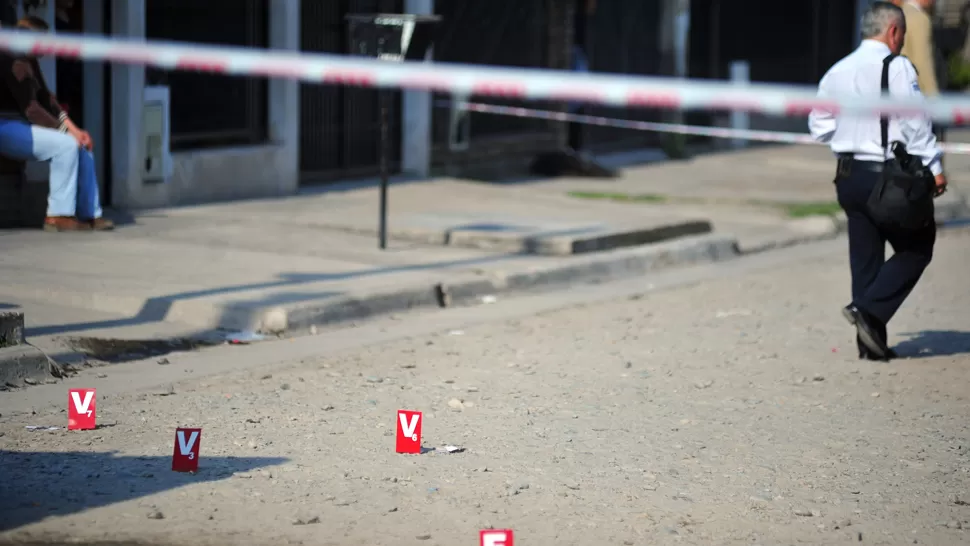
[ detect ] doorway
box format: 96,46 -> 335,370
299,0 -> 404,184
690,0 -> 855,84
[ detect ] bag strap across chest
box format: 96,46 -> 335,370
880,54 -> 898,158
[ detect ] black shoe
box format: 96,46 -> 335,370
859,345 -> 898,361
843,304 -> 890,360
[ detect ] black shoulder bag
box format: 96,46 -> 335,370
866,54 -> 936,232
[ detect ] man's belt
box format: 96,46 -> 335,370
836,153 -> 884,179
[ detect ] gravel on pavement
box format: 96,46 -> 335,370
2,229 -> 969,546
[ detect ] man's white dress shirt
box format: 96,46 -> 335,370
808,39 -> 943,176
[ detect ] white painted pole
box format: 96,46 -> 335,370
402,0 -> 433,177
729,60 -> 749,149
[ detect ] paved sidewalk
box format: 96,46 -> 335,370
547,139 -> 970,250
1,140 -> 968,376
0,209 -> 736,374
606,142 -> 970,202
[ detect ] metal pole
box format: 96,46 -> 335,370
811,0 -> 821,81
729,60 -> 750,149
378,88 -> 389,250
659,0 -> 689,158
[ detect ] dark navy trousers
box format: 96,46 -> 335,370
835,165 -> 936,345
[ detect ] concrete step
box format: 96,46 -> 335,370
0,311 -> 25,347
0,311 -> 52,388
0,345 -> 50,387
320,215 -> 714,256
0,231 -> 739,336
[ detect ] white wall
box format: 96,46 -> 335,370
110,0 -> 301,209
401,0 -> 434,178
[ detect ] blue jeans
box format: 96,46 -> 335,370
0,119 -> 102,219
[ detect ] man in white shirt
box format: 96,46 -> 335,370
809,0 -> 947,361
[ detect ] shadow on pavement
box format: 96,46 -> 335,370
893,330 -> 970,358
0,450 -> 288,533
101,209 -> 138,229
0,538 -> 168,546
26,253 -> 521,340
62,335 -> 228,364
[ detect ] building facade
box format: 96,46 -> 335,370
683,0 -> 856,135
4,0 -> 300,210
689,0 -> 856,86
6,0 -> 882,214
10,0 -> 467,210
1,0 -> 675,213
299,0 -> 404,184
7,0 -> 584,210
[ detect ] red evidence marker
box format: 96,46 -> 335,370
480,529 -> 514,546
67,388 -> 96,430
395,410 -> 422,454
172,428 -> 202,472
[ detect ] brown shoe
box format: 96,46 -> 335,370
82,218 -> 115,231
43,216 -> 91,232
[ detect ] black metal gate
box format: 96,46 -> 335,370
299,0 -> 403,183
686,0 -> 855,134
146,0 -> 270,150
579,0 -> 664,152
690,0 -> 855,84
430,0 -> 552,146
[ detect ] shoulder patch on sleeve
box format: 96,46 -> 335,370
891,56 -> 921,86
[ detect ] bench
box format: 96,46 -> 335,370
0,156 -> 46,229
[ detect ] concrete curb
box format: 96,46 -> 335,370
308,219 -> 714,256
263,233 -> 740,333
450,220 -> 714,256
0,345 -> 50,387
0,311 -> 49,388
740,198 -> 970,255
0,311 -> 25,348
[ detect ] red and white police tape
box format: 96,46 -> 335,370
440,100 -> 970,155
4,28 -> 970,124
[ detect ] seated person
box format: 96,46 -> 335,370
0,16 -> 112,231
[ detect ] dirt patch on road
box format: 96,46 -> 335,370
0,539 -> 158,546
2,233 -> 969,545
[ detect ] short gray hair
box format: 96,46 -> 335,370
860,1 -> 905,39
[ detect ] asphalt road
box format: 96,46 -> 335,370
1,229 -> 969,546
